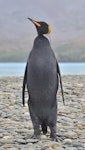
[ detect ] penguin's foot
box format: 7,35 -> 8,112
31,134 -> 40,139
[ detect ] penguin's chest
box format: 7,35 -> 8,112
28,51 -> 57,92
28,56 -> 50,83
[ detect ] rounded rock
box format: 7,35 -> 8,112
64,131 -> 77,139
63,139 -> 72,145
8,148 -> 18,150
72,142 -> 84,148
40,135 -> 47,140
65,147 -> 77,150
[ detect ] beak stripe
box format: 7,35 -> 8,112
32,20 -> 41,27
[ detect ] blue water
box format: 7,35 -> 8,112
0,63 -> 85,76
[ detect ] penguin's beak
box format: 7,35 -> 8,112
28,18 -> 41,27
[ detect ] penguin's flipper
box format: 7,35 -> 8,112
57,62 -> 65,105
22,63 -> 28,106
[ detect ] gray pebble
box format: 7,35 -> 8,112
26,138 -> 39,143
15,139 -> 27,144
54,148 -> 64,150
8,148 -> 18,150
0,129 -> 5,133
78,148 -> 85,150
65,147 -> 77,150
72,142 -> 84,148
20,148 -> 34,150
0,138 -> 14,144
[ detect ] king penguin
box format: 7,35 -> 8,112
22,18 -> 64,141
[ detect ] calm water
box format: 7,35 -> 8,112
0,63 -> 85,77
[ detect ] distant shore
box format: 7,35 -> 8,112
0,76 -> 85,149
1,63 -> 85,77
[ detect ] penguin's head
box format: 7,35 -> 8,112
28,18 -> 51,35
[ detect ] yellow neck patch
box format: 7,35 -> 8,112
47,25 -> 51,34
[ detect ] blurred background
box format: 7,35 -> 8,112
0,0 -> 85,62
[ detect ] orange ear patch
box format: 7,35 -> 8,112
32,20 -> 41,27
47,25 -> 51,34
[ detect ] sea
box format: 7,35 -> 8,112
0,63 -> 85,77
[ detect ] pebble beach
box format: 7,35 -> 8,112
0,75 -> 85,150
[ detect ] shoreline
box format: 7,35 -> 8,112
0,76 -> 85,149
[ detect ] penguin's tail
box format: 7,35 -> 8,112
42,123 -> 47,134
